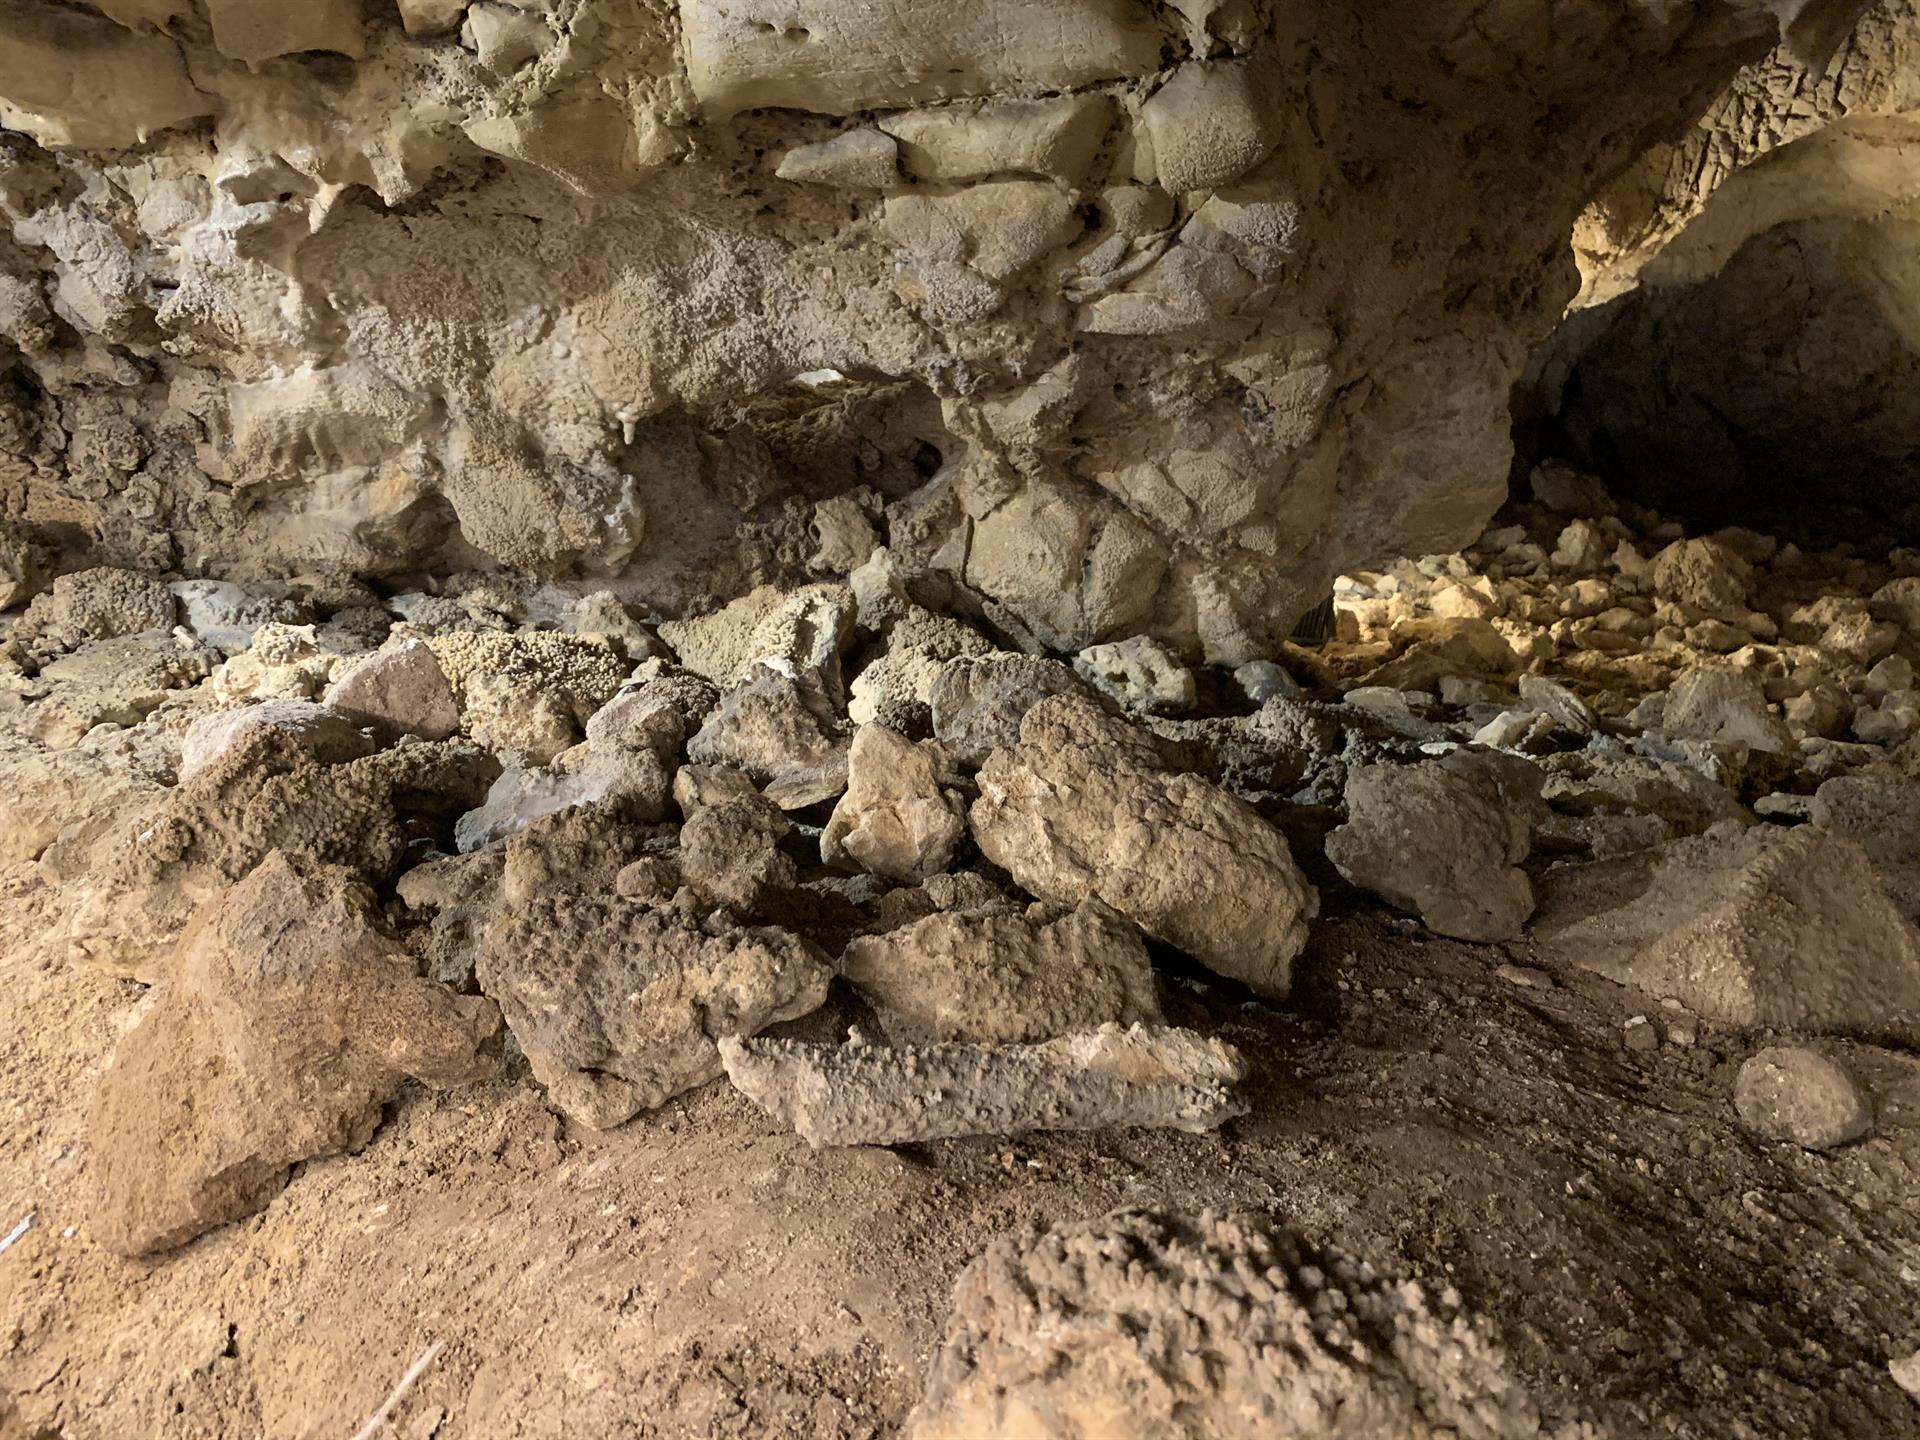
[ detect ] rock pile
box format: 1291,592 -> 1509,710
6,464 -> 1920,1272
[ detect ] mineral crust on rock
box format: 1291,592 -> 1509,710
840,899 -> 1162,1045
904,1209 -> 1554,1440
720,1024 -> 1248,1148
478,893 -> 832,1129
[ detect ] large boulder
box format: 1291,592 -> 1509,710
1533,826 -> 1920,1041
88,855 -> 500,1257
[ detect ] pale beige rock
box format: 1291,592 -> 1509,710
0,3 -> 209,148
1139,62 -> 1275,194
775,129 -> 899,188
203,0 -> 364,61
880,96 -> 1112,183
971,696 -> 1315,997
324,639 -> 460,741
842,899 -> 1161,1046
679,0 -> 1163,117
687,664 -> 849,809
821,724 -> 966,883
721,1024 -> 1248,1148
178,700 -> 374,782
905,1210 -> 1551,1440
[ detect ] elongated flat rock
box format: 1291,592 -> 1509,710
719,1024 -> 1247,1148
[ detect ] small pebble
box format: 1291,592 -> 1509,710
1495,963 -> 1554,991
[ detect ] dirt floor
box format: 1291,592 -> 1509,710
2,855 -> 1915,1440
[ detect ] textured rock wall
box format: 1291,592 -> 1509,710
1525,0 -> 1920,533
0,0 -> 1868,658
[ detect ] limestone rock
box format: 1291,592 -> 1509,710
720,1024 -> 1247,1148
1651,538 -> 1752,619
680,0 -> 1162,118
970,697 -> 1316,997
847,605 -> 995,731
62,731 -> 497,979
424,631 -> 628,765
686,664 -> 849,809
477,894 -> 831,1129
775,129 -> 899,188
168,580 -> 309,652
658,584 -> 856,699
1533,826 -> 1920,1041
820,724 -> 966,883
841,900 -> 1161,1045
88,855 -> 500,1256
17,568 -> 174,655
324,638 -> 460,741
905,1210 -> 1551,1440
1326,753 -> 1542,941
177,700 -> 374,783
1139,62 -> 1274,194
1073,634 -> 1197,715
880,95 -> 1112,183
202,0 -> 364,62
0,733 -> 165,866
1734,1046 -> 1873,1151
1660,667 -> 1793,754
929,654 -> 1092,768
678,790 -> 796,912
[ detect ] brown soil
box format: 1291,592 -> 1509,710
2,863 -> 1916,1440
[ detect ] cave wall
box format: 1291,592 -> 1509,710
0,0 -> 1876,661
1531,0 -> 1920,535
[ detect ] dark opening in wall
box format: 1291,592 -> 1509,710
1514,124 -> 1920,549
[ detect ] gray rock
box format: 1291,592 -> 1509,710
1326,752 -> 1542,940
324,637 -> 460,740
930,653 -> 1091,768
1660,667 -> 1793,754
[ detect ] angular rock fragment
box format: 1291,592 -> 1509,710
1660,666 -> 1793,754
841,899 -> 1161,1045
775,128 -> 899,188
1533,826 -> 1920,1041
687,663 -> 849,808
971,697 -> 1315,996
904,1210 -> 1551,1440
720,1024 -> 1247,1148
820,724 -> 966,882
1734,1046 -> 1872,1151
678,790 -> 796,911
929,653 -> 1092,767
478,895 -> 831,1129
1073,634 -> 1196,714
61,730 -> 497,979
0,733 -> 166,865
1326,752 -> 1542,941
168,579 -> 309,651
177,699 -> 373,782
658,583 -> 856,699
324,638 -> 460,740
88,855 -> 500,1256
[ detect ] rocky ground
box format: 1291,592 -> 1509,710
2,466 -> 1920,1438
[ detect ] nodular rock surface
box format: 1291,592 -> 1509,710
1,0 -> 1898,658
719,1024 -> 1249,1148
